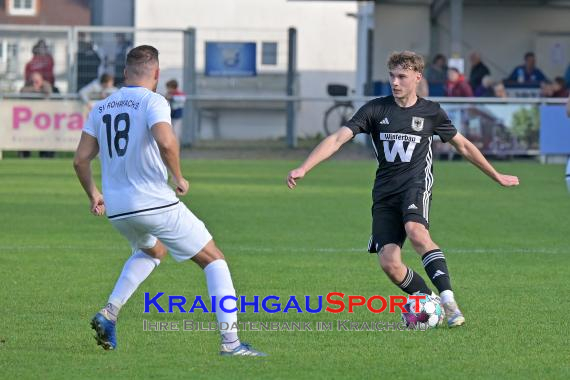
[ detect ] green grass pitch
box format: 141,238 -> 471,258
1,158 -> 569,379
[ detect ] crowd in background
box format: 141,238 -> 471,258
13,37 -> 570,159
19,33 -> 132,102
423,51 -> 569,98
20,36 -> 570,102
18,36 -> 186,158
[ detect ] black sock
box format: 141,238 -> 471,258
422,249 -> 452,293
398,267 -> 432,295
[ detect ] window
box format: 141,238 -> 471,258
0,41 -> 17,63
8,0 -> 38,16
0,41 -> 20,79
261,42 -> 277,65
7,43 -> 19,58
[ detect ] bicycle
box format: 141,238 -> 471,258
323,84 -> 355,135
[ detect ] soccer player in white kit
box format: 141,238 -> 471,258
73,45 -> 266,356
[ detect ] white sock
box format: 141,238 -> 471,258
440,290 -> 455,304
204,259 -> 240,348
108,250 -> 160,311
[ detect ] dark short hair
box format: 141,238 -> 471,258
524,52 -> 535,60
126,45 -> 159,76
433,53 -> 447,64
100,73 -> 113,84
166,79 -> 178,89
387,51 -> 425,73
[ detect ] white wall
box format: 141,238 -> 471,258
372,3 -> 431,81
134,0 -> 358,138
91,0 -> 134,27
135,0 -> 357,72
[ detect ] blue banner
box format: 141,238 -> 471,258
539,105 -> 570,155
205,42 -> 256,77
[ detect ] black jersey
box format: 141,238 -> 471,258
345,95 -> 457,201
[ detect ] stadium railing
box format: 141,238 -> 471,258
1,24 -> 568,158
1,92 -> 568,160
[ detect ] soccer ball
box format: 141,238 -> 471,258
401,293 -> 444,329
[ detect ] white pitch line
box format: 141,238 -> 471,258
0,245 -> 567,255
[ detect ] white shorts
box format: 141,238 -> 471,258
110,202 -> 212,262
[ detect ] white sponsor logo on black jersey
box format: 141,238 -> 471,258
379,117 -> 390,125
379,133 -> 421,162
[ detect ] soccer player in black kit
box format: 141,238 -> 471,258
286,51 -> 519,327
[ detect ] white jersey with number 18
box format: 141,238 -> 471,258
83,86 -> 178,220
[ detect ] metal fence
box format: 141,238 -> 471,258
0,25 -> 187,94
0,24 -> 298,147
1,24 -> 569,156
0,25 -> 72,93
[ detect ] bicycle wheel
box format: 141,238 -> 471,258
323,102 -> 355,136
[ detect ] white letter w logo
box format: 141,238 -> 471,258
379,133 -> 421,163
383,140 -> 416,162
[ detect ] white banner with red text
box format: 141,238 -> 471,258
0,99 -> 86,152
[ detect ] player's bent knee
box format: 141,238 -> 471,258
405,224 -> 431,247
380,261 -> 400,276
379,254 -> 402,276
201,240 -> 225,259
408,234 -> 430,249
191,240 -> 226,269
142,240 -> 168,261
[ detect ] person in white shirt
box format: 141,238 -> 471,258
78,73 -> 118,110
73,45 -> 266,356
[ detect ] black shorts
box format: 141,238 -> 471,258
368,187 -> 431,253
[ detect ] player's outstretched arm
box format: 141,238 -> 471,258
449,133 -> 519,187
151,122 -> 189,195
73,132 -> 105,216
287,126 -> 354,189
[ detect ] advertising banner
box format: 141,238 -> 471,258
205,42 -> 257,77
0,99 -> 86,151
439,102 -> 541,157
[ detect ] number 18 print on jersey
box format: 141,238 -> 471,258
82,86 -> 178,219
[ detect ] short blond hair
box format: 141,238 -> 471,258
387,51 -> 425,73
